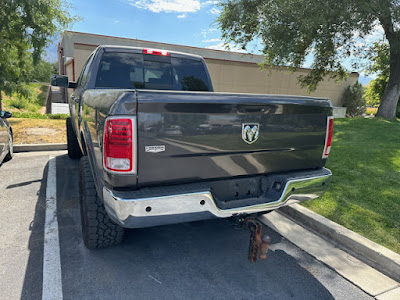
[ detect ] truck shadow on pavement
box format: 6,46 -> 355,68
21,154 -> 336,300
56,154 -> 336,300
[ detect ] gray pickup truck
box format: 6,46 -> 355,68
51,45 -> 333,249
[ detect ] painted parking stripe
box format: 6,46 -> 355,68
42,157 -> 63,300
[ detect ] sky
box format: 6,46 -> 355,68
45,0 -> 386,85
45,0 -> 230,61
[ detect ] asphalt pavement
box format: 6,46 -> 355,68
0,151 -> 373,300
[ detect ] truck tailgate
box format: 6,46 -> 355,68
137,90 -> 331,187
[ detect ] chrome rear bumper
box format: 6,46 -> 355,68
103,169 -> 331,228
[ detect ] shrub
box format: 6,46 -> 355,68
342,82 -> 366,117
27,104 -> 41,112
49,114 -> 69,119
9,99 -> 27,110
11,112 -> 43,119
366,107 -> 378,115
10,112 -> 69,120
2,82 -> 48,113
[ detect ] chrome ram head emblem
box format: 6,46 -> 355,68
242,123 -> 260,144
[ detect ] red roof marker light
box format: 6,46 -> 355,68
143,48 -> 170,56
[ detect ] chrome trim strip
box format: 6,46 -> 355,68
103,170 -> 332,228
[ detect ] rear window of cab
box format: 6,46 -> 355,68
95,52 -> 211,91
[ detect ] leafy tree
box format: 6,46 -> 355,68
0,0 -> 77,110
364,81 -> 384,107
217,0 -> 400,118
364,42 -> 400,117
342,82 -> 366,117
52,61 -> 59,74
364,42 -> 390,107
31,59 -> 59,83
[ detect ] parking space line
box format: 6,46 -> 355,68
42,156 -> 63,300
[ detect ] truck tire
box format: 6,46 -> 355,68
79,156 -> 125,248
66,117 -> 83,159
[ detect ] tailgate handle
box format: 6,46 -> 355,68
238,105 -> 275,114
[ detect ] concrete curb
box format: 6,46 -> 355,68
279,204 -> 400,282
14,143 -> 67,153
260,212 -> 399,297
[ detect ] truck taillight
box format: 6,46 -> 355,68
143,48 -> 169,56
322,116 -> 334,158
103,117 -> 135,173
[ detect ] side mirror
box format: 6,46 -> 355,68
0,111 -> 12,118
51,74 -> 69,87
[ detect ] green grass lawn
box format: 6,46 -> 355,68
302,118 -> 400,253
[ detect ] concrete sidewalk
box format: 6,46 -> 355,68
280,204 -> 400,283
259,210 -> 400,299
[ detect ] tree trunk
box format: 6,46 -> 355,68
376,52 -> 400,119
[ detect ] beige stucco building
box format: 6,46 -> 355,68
58,31 -> 358,111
